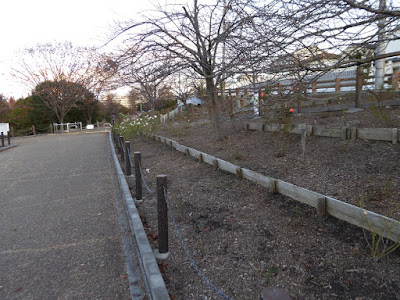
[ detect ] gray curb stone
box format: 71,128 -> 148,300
108,133 -> 170,300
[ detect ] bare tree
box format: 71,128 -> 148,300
115,48 -> 174,115
12,42 -> 114,123
111,0 -> 267,139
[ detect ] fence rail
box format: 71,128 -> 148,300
245,122 -> 399,144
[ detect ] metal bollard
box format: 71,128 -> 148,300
134,152 -> 142,200
125,141 -> 131,176
157,175 -> 168,254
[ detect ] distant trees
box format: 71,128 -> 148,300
4,96 -> 56,130
12,42 -> 114,123
33,80 -> 91,123
0,94 -> 10,122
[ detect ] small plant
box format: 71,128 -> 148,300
267,104 -> 295,157
266,266 -> 279,285
360,198 -> 400,261
371,105 -> 394,127
231,151 -> 243,161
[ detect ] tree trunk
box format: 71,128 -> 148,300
355,65 -> 363,108
206,78 -> 223,140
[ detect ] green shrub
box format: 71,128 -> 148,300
114,115 -> 159,140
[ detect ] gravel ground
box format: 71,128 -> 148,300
123,106 -> 400,299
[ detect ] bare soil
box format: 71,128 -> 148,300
126,106 -> 400,300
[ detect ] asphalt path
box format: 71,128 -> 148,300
0,133 -> 145,299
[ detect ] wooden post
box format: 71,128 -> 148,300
351,128 -> 358,141
1,132 -> 4,147
235,88 -> 239,109
32,125 -> 36,135
7,131 -> 11,145
392,128 -> 398,145
116,135 -> 122,155
80,122 -> 83,131
317,197 -> 327,217
157,175 -> 168,254
355,65 -> 363,108
97,121 -> 100,129
229,89 -> 233,115
198,153 -> 203,163
236,167 -> 243,179
312,81 -> 317,94
213,159 -> 218,170
50,123 -> 53,134
125,141 -> 132,176
300,128 -> 307,162
335,78 -> 342,92
120,136 -> 125,162
134,152 -> 142,200
270,180 -> 278,194
185,148 -> 190,156
392,70 -> 400,90
341,127 -> 347,140
67,123 -> 70,133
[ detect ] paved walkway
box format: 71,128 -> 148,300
0,133 -> 146,299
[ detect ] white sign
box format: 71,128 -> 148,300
0,123 -> 9,135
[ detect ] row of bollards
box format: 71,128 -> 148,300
113,131 -> 168,254
1,131 -> 11,147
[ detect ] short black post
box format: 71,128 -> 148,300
1,132 -> 4,147
157,175 -> 168,254
120,136 -> 125,162
7,131 -> 11,145
134,152 -> 142,200
117,135 -> 122,155
125,141 -> 131,176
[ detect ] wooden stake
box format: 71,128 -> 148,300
134,152 -> 142,200
341,127 -> 347,140
270,180 -> 278,194
157,175 -> 168,254
392,128 -> 398,144
351,128 -> 358,141
125,141 -> 131,176
213,159 -> 218,170
236,167 -> 243,179
317,197 -> 327,217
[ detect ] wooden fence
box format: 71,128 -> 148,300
245,122 -> 399,144
153,134 -> 400,243
221,71 -> 400,109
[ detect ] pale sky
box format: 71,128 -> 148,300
0,0 -> 160,99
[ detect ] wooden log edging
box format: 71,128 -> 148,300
245,122 -> 400,144
153,134 -> 400,243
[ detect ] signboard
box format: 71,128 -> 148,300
0,123 -> 9,135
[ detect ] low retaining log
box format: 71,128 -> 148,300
152,134 -> 400,243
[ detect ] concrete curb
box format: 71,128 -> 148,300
0,144 -> 18,152
108,133 -> 170,300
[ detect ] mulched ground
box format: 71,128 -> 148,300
122,106 -> 400,299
